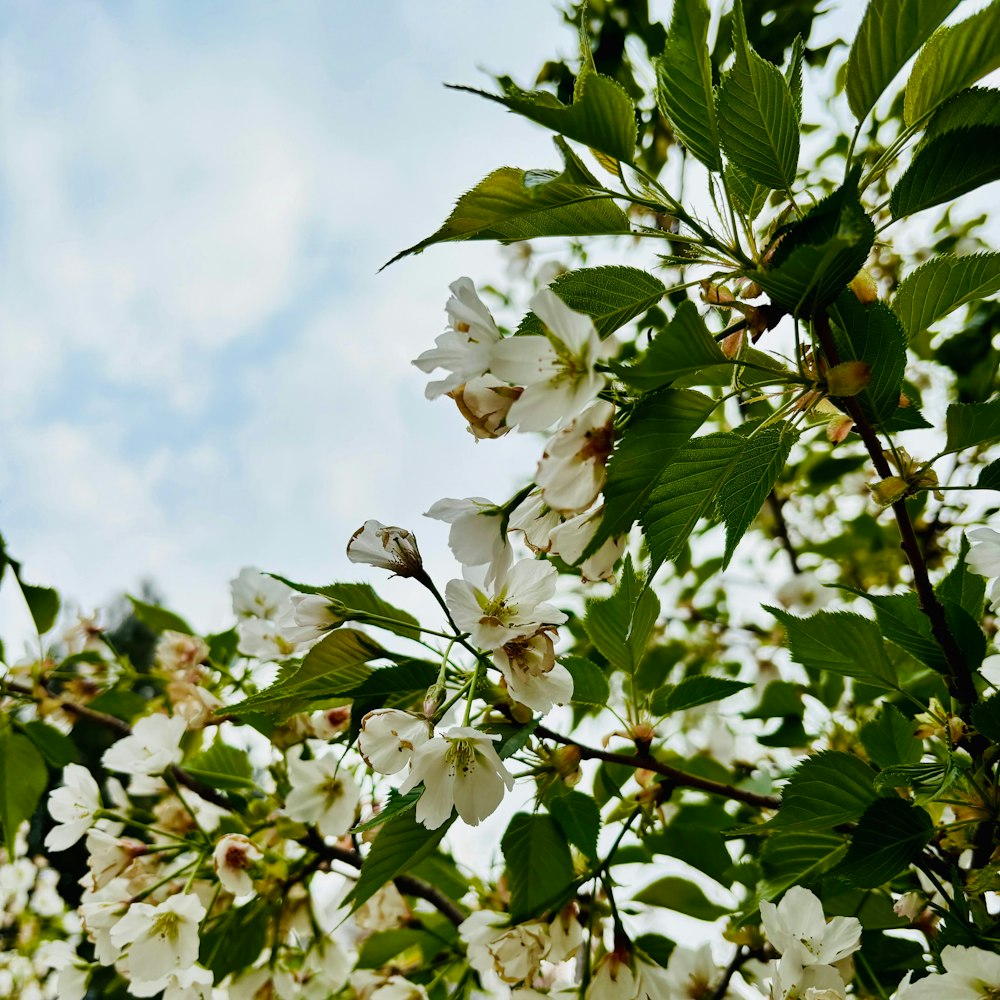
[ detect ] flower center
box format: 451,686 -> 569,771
445,739 -> 476,776
151,910 -> 181,943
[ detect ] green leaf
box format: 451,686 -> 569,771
835,798 -> 933,888
517,266 -> 665,339
611,300 -> 727,390
860,705 -> 923,769
944,397 -> 1000,454
725,164 -> 768,221
583,556 -> 659,674
716,422 -> 798,567
655,0 -> 723,171
760,831 -> 848,899
890,126 -> 1000,218
972,694 -> 1000,744
762,751 -> 878,833
199,898 -> 270,980
651,676 -> 752,715
449,61 -> 637,165
550,791 -> 601,859
357,927 -> 451,969
641,431 -> 744,570
750,172 -> 875,316
846,0 -> 961,121
502,813 -> 576,921
893,252 -> 1000,340
128,597 -> 192,635
936,534 -> 987,620
785,35 -> 804,123
645,803 -> 736,885
185,742 -> 255,791
0,729 -> 48,859
227,629 -> 383,719
349,661 -> 438,704
766,607 -> 898,689
352,787 -> 423,834
351,809 -> 454,911
716,0 -> 799,190
20,583 -> 60,636
921,87 -> 1000,146
979,459 -> 1000,490
387,158 -> 630,265
20,721 -> 79,767
845,590 -> 946,673
598,388 -> 716,543
904,0 -> 1000,125
632,876 -> 729,920
561,655 -> 611,706
829,294 -> 907,425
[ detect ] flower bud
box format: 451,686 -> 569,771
826,415 -> 855,444
347,521 -> 424,577
825,360 -> 871,396
849,268 -> 878,304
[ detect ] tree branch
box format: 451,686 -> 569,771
534,725 -> 780,810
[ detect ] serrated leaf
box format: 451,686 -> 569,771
766,607 -> 898,689
716,0 -> 799,190
349,660 -> 438,704
227,629 -> 383,719
645,803 -> 736,885
750,172 -> 874,316
517,266 -> 665,339
944,397 -> 1000,454
583,556 -> 659,674
725,164 -> 768,221
550,791 -> 600,859
890,126 -> 1000,218
20,583 -> 60,636
972,694 -> 1000,744
846,0 -> 961,121
199,898 -> 270,980
503,813 -> 576,921
185,742 -> 255,791
785,35 -> 804,123
874,759 -> 963,799
936,534 -> 987,620
835,798 -> 933,888
760,831 -> 848,899
352,787 -> 423,835
829,293 -> 907,425
904,0 -> 1000,125
851,591 -> 946,673
921,87 -> 1000,147
450,64 -> 637,164
597,388 -> 716,544
860,705 -> 923,769
633,876 -> 729,920
978,459 -> 1000,490
351,809 -> 454,911
386,159 -> 630,265
0,729 -> 48,859
128,596 -> 192,635
716,422 -> 798,567
655,0 -> 723,170
893,253 -> 1000,340
611,300 -> 727,390
561,655 -> 611,706
651,675 -> 751,715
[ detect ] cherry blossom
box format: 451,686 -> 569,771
894,945 -> 1000,999
358,709 -> 432,774
760,886 -> 861,967
536,400 -> 615,514
493,629 -> 573,713
425,496 -> 513,585
347,520 -> 424,577
285,749 -> 361,837
213,833 -> 263,898
45,763 -> 102,851
102,713 -> 186,777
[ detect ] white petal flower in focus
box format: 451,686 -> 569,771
445,558 -> 567,651
347,521 -> 424,578
108,892 -> 206,989
400,727 -> 514,829
413,277 -> 502,399
285,750 -> 361,837
536,400 -> 615,514
213,833 -> 264,898
969,527 -> 1000,610
45,763 -> 102,851
548,507 -> 625,584
509,490 -> 562,553
894,944 -> 1000,999
358,709 -> 432,774
492,288 -> 607,432
102,714 -> 186,777
494,630 -> 572,713
279,593 -> 348,644
760,886 -> 861,967
448,375 -> 522,440
425,496 -> 513,586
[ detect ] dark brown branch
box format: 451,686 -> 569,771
813,312 -> 977,711
534,725 -> 781,810
766,491 -> 801,574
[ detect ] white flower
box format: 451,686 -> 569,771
491,288 -> 607,432
213,833 -> 263,898
167,678 -> 222,729
968,527 -> 1000,610
132,964 -> 215,999
351,970 -> 430,1000
494,630 -> 572,713
445,558 -> 567,651
45,763 -> 102,851
80,877 -> 132,965
354,884 -> 411,933
894,945 -> 1000,999
400,727 -> 514,829
231,567 -> 295,620
280,593 -> 347,644
285,750 -> 361,837
536,401 -> 615,514
760,886 -> 861,967
448,375 -> 522,440
425,496 -> 513,586
155,630 -> 209,674
287,941 -> 351,1000
548,507 -> 626,583
586,951 -> 639,1000
487,922 -> 550,984
358,709 -> 432,774
775,572 -> 834,613
108,893 -> 206,989
37,941 -> 89,1000
459,909 -> 509,977
767,955 -> 847,1000
84,828 -> 143,890
347,520 -> 424,577
509,490 -> 562,553
664,943 -> 717,999
413,277 -> 502,399
237,617 -> 301,660
102,714 -> 186,777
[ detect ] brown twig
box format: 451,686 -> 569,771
534,725 -> 780,810
766,491 -> 801,574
